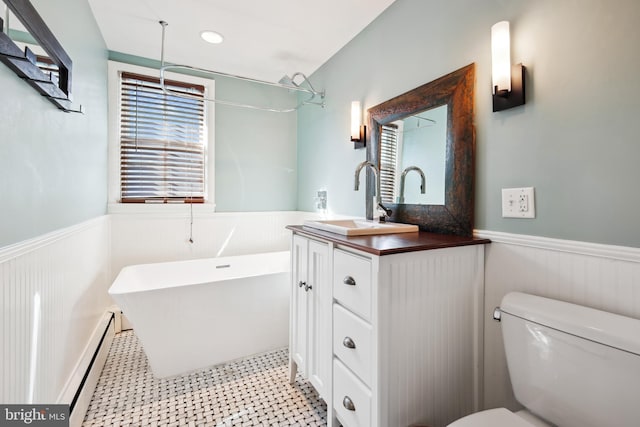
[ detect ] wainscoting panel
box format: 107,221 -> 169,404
0,216 -> 111,404
109,210 -> 313,282
1,211 -> 319,407
377,245 -> 486,427
477,230 -> 640,411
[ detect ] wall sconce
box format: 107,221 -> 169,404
350,101 -> 366,149
491,21 -> 525,112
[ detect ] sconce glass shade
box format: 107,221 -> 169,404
491,20 -> 525,112
350,101 -> 366,148
351,101 -> 362,140
491,21 -> 511,94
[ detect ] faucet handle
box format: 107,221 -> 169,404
376,202 -> 392,222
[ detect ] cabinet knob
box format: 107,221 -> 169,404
343,276 -> 356,286
304,283 -> 313,292
343,396 -> 356,411
342,336 -> 356,349
298,281 -> 306,288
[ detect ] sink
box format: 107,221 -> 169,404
303,219 -> 419,236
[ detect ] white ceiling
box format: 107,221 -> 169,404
88,0 -> 396,82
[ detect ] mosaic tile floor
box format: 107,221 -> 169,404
82,330 -> 327,426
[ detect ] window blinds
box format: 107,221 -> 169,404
379,124 -> 399,203
120,72 -> 206,203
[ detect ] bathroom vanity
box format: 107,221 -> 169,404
287,225 -> 489,427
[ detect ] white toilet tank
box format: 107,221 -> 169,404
499,292 -> 640,427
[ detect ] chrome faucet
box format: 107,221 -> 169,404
398,166 -> 426,204
354,161 -> 392,221
354,161 -> 379,195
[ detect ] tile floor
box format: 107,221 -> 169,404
82,330 -> 327,426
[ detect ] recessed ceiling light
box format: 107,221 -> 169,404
200,31 -> 224,44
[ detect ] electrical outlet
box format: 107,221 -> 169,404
502,187 -> 535,218
518,194 -> 528,212
315,190 -> 327,210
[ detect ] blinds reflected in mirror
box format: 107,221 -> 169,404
379,123 -> 399,204
35,55 -> 59,85
119,72 -> 206,203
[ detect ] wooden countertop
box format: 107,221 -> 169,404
286,225 -> 490,256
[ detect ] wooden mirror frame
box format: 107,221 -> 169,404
367,63 -> 475,236
0,0 -> 76,111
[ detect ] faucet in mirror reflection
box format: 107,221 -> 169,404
397,166 -> 426,204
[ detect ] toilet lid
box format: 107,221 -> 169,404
447,408 -> 536,427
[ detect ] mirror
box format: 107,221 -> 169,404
0,0 -> 78,112
367,63 -> 475,236
381,104 -> 447,205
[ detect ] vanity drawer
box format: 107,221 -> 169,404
333,249 -> 372,321
333,358 -> 371,427
333,303 -> 372,385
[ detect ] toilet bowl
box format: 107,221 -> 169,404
448,408 -> 551,427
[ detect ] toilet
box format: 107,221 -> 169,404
448,292 -> 640,427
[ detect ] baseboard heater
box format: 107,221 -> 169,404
58,309 -> 119,427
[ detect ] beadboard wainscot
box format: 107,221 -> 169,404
0,216 -> 112,420
477,229 -> 640,411
109,210 -> 317,282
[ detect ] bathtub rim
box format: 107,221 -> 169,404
108,250 -> 290,295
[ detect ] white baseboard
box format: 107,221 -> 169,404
58,311 -> 116,427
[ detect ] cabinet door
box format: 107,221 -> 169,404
290,235 -> 309,375
307,239 -> 330,398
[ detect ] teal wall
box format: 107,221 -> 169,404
214,78 -> 297,211
0,10 -> 296,248
3,0 -> 638,248
107,52 -> 298,212
297,0 -> 640,247
0,0 -> 108,247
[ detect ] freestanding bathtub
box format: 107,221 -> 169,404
108,251 -> 290,378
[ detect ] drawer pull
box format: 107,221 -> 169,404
298,281 -> 306,288
304,282 -> 313,292
343,276 -> 356,286
342,336 -> 356,349
342,396 -> 356,411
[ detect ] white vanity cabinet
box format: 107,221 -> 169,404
288,226 -> 488,427
289,234 -> 332,400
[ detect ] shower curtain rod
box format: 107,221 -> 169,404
158,21 -> 325,113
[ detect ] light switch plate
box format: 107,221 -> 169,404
502,187 -> 535,218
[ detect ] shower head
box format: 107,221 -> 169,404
278,75 -> 291,85
278,72 -> 325,107
278,72 -> 322,96
278,74 -> 299,88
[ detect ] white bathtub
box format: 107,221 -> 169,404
108,251 -> 290,378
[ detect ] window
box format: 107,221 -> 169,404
119,71 -> 206,203
379,123 -> 399,203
